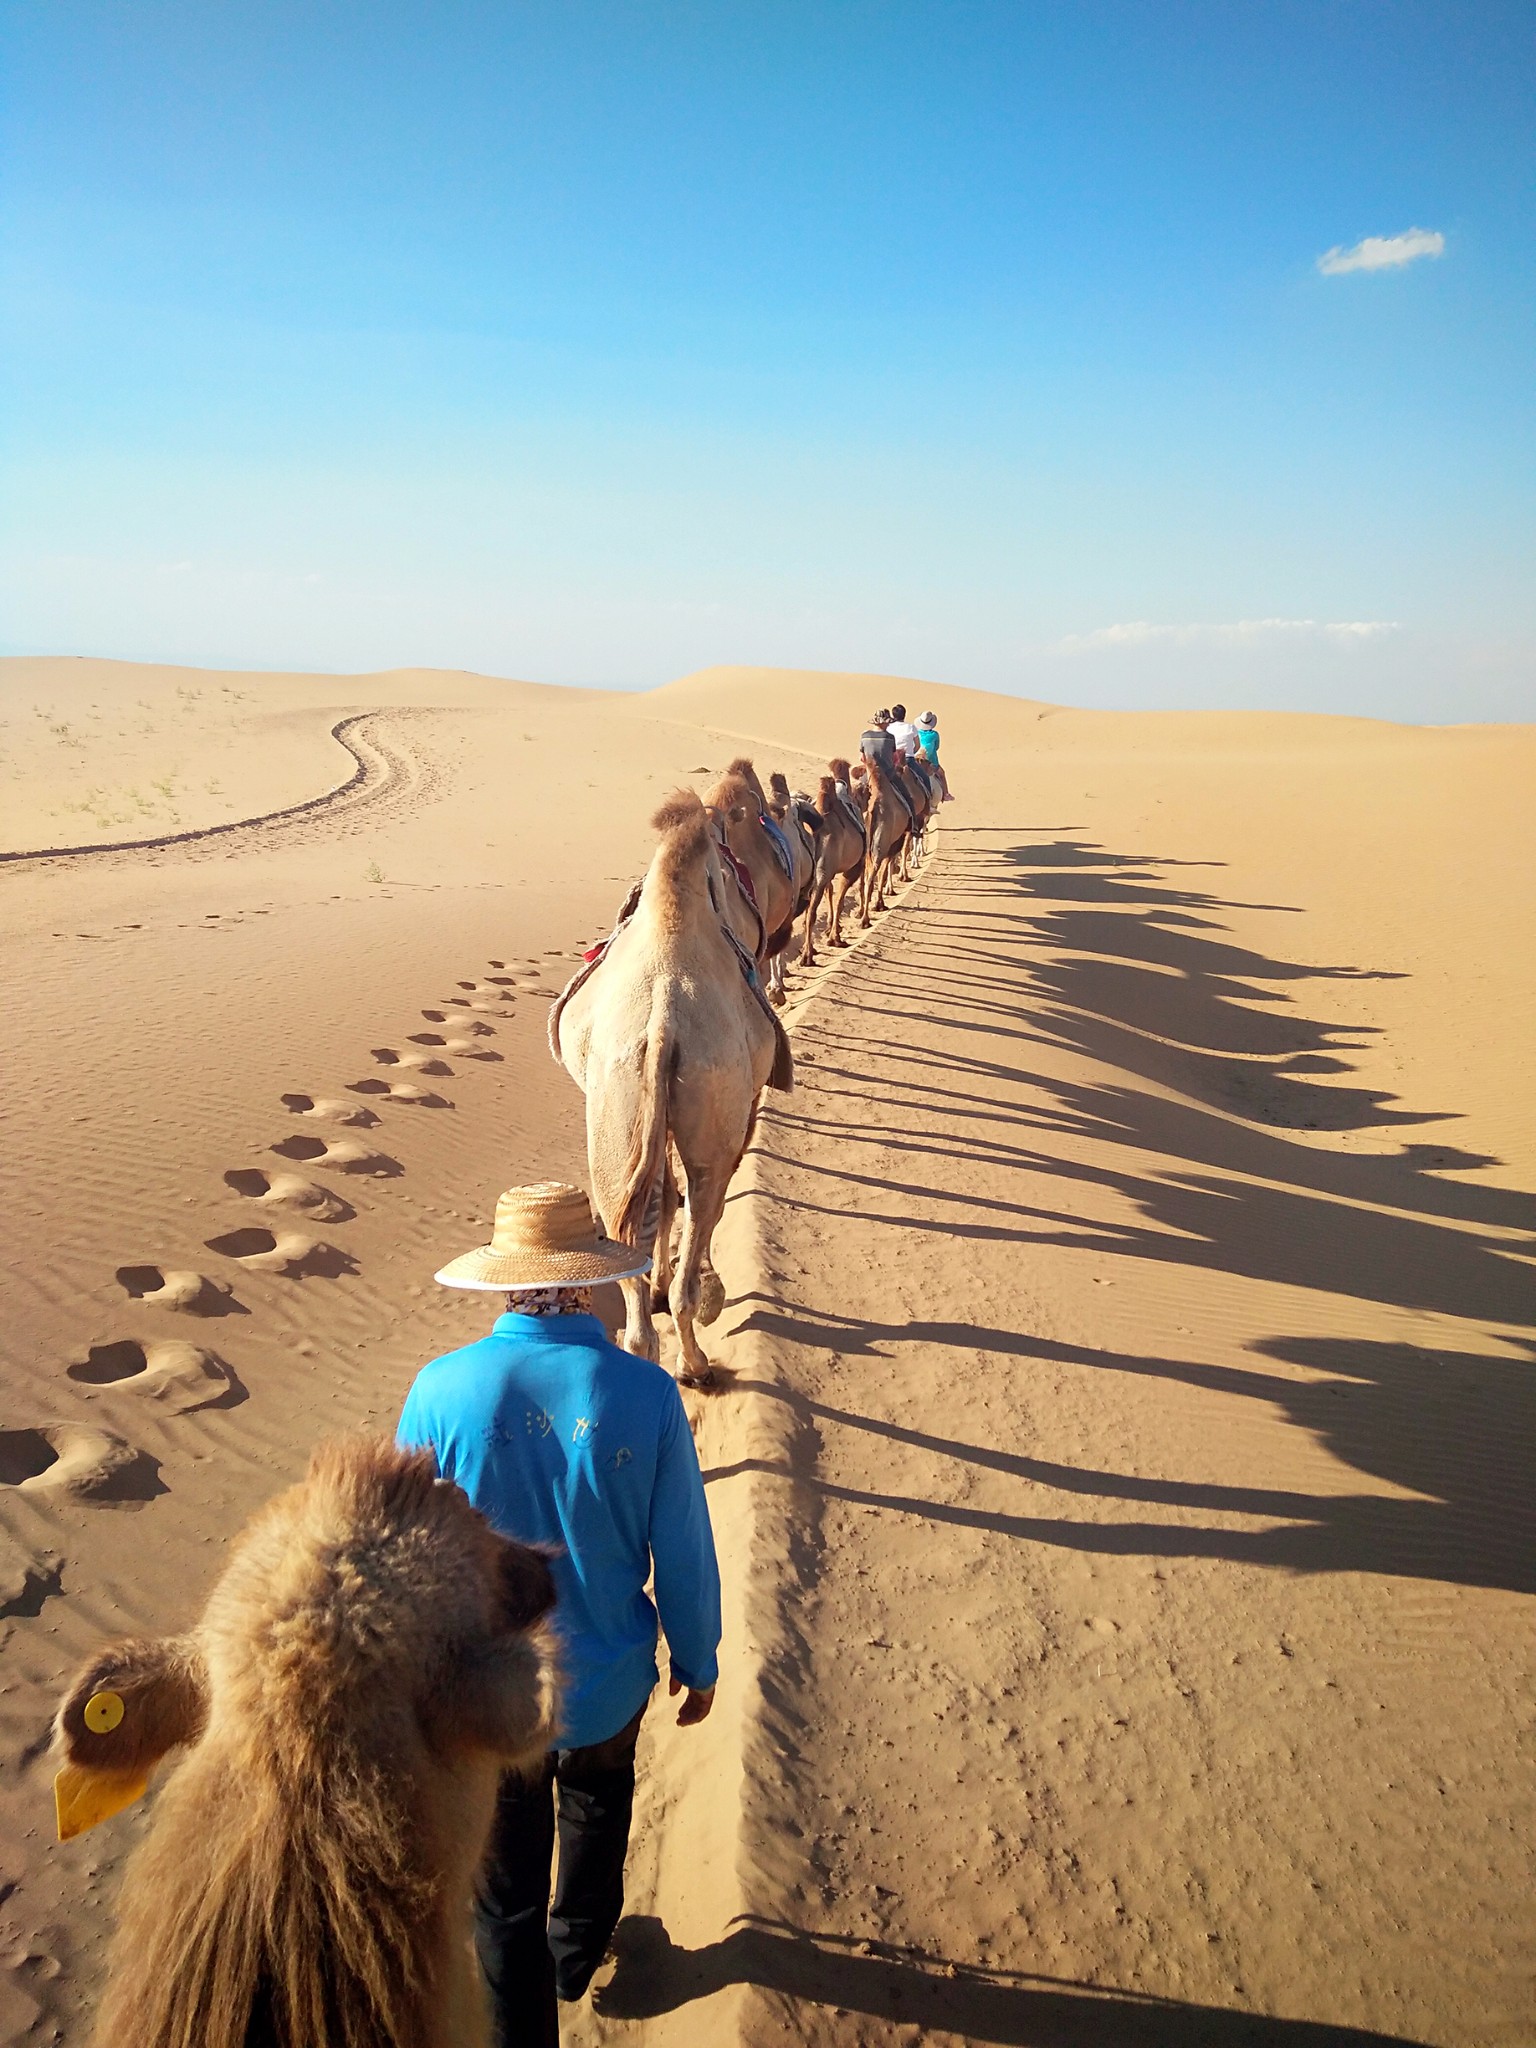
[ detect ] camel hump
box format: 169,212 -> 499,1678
650,789 -> 708,836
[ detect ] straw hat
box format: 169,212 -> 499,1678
434,1182 -> 651,1292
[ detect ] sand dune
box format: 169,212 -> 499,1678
1,656 -> 1532,2044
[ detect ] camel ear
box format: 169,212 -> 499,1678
497,1540 -> 557,1633
433,1630 -> 561,1769
53,1636 -> 208,1841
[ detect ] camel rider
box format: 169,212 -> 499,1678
398,1183 -> 721,2047
859,711 -> 916,824
888,702 -> 933,803
916,710 -> 953,801
859,710 -> 897,775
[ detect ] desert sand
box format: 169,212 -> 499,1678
1,655 -> 1532,2046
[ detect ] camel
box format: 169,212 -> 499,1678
551,791 -> 791,1384
801,762 -> 866,963
894,752 -> 933,877
853,753 -> 913,922
51,1436 -> 560,2048
766,770 -> 821,890
709,759 -> 805,1005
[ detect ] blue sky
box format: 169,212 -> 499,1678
3,1 -> 1532,718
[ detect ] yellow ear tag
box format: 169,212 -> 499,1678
54,1761 -> 150,1841
83,1690 -> 125,1735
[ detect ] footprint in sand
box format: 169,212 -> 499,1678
205,1226 -> 358,1280
454,992 -> 515,1011
68,1339 -> 242,1414
115,1265 -> 247,1316
347,1077 -> 453,1108
0,1424 -> 164,1505
408,1021 -> 502,1062
222,1166 -> 356,1221
0,1530 -> 62,1618
280,1091 -> 380,1128
269,1134 -> 403,1178
370,1046 -> 454,1077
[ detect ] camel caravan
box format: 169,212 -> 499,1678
552,723 -> 940,1386
48,710 -> 949,2047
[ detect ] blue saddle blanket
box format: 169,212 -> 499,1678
759,812 -> 796,881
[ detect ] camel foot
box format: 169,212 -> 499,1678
768,985 -> 786,1008
696,1270 -> 727,1327
649,1284 -> 670,1313
677,1366 -> 717,1392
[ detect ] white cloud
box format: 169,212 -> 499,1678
1317,227 -> 1445,276
1054,619 -> 1400,654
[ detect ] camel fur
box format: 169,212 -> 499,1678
553,790 -> 789,1382
52,1436 -> 561,2048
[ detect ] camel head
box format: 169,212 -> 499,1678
52,1436 -> 559,1843
724,756 -> 768,808
704,771 -> 759,831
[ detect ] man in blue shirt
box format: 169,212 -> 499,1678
397,1182 -> 722,2047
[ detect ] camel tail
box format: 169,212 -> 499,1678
769,1011 -> 794,1093
612,993 -> 673,1256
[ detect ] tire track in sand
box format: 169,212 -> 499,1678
0,709 -> 444,871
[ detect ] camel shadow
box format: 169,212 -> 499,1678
707,1339 -> 1536,1595
726,825 -> 1535,1590
593,1914 -> 1426,2044
764,828 -> 1535,1329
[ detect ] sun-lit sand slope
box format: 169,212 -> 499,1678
1,657 -> 1532,2046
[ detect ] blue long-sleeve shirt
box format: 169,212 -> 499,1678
396,1311 -> 721,1749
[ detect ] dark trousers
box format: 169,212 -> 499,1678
474,1703 -> 646,2048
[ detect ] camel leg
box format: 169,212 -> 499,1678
801,880 -> 823,968
696,1258 -> 727,1327
650,1156 -> 680,1312
829,871 -> 850,946
618,1274 -> 659,1362
672,1161 -> 735,1386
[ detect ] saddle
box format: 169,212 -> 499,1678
833,783 -> 866,839
758,810 -> 797,881
887,772 -> 917,826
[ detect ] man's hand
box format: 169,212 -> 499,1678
669,1674 -> 715,1727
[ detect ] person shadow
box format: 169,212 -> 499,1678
593,1915 -> 1426,2044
